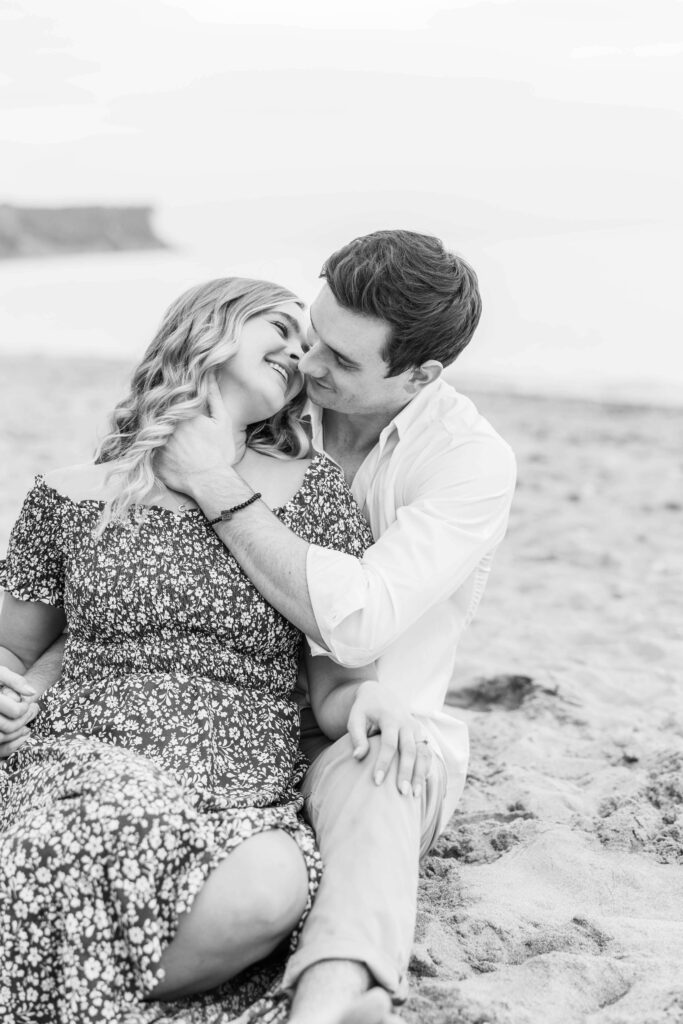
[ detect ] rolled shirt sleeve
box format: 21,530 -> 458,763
306,434 -> 516,666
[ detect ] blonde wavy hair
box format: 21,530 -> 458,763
94,277 -> 309,534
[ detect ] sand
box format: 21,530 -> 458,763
2,355 -> 682,1023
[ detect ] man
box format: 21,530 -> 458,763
158,229 -> 516,1024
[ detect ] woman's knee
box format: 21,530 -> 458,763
242,830 -> 309,936
197,830 -> 308,946
155,831 -> 309,997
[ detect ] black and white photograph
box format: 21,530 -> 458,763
1,2 -> 682,1022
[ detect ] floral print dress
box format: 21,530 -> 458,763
0,453 -> 372,1024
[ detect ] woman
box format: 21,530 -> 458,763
0,278 -> 375,1023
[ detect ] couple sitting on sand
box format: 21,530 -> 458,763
0,228 -> 515,1024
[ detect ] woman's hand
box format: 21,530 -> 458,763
347,680 -> 433,798
0,666 -> 39,758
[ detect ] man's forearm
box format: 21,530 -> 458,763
192,468 -> 325,645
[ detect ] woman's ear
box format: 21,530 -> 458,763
407,360 -> 443,393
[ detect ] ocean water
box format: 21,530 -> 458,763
1,210 -> 680,407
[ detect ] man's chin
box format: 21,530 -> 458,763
304,379 -> 336,406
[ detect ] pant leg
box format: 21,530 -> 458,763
281,729 -> 447,1000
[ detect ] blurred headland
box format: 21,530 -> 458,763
0,204 -> 168,259
0,196 -> 680,408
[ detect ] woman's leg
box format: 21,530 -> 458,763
149,829 -> 309,1001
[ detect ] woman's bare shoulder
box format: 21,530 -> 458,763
240,451 -> 314,509
42,462 -> 114,502
265,454 -> 314,479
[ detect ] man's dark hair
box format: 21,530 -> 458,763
320,229 -> 482,377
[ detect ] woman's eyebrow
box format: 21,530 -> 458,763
275,311 -> 305,336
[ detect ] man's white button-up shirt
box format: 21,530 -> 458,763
305,378 -> 516,824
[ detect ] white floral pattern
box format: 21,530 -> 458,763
0,453 -> 372,1024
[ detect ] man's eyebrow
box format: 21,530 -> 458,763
309,310 -> 360,367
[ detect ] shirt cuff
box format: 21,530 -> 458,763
305,543 -> 368,660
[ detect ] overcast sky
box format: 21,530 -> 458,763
2,0 -> 681,220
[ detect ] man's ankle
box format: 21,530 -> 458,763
288,959 -> 374,1024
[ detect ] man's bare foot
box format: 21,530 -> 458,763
288,961 -> 401,1024
336,987 -> 402,1023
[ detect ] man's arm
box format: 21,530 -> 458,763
189,468 -> 323,641
303,438 -> 516,665
156,397 -> 324,641
159,420 -> 516,667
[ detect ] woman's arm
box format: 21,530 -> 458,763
305,649 -> 432,797
0,593 -> 66,755
306,650 -> 375,743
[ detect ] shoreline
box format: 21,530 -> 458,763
1,242 -> 681,409
2,352 -> 681,418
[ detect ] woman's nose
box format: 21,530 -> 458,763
284,336 -> 304,362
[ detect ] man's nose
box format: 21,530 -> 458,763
299,344 -> 323,376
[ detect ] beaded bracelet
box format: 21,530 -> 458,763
207,492 -> 262,526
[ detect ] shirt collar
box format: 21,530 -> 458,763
376,378 -> 443,448
301,400 -> 323,451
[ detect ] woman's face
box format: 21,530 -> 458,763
217,301 -> 307,423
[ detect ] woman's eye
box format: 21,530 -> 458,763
273,320 -> 288,338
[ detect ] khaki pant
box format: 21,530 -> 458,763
282,715 -> 448,1000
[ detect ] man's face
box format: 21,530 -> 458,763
300,284 -> 413,417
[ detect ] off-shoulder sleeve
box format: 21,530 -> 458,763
285,455 -> 373,559
0,477 -> 66,606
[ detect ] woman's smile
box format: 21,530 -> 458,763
265,358 -> 293,387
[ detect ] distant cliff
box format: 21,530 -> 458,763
0,204 -> 168,258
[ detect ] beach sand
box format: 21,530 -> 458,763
2,355 -> 682,1023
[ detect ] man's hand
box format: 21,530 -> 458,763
156,378 -> 239,497
0,666 -> 39,758
347,680 -> 433,798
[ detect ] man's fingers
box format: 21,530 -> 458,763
396,726 -> 417,796
412,739 -> 433,797
206,375 -> 227,422
373,726 -> 398,786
